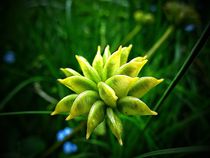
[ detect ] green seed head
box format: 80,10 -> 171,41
52,45 -> 163,145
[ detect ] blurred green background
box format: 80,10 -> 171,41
0,0 -> 210,157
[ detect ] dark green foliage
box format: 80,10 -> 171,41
0,0 -> 210,157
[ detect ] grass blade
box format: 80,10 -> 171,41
154,22 -> 210,112
141,22 -> 210,134
0,77 -> 45,110
135,146 -> 210,158
0,111 -> 52,116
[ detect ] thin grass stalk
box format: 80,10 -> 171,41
135,146 -> 210,158
0,111 -> 52,116
144,22 -> 210,131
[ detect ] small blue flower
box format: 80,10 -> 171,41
184,24 -> 195,32
3,50 -> 15,64
63,141 -> 78,154
56,127 -> 73,142
56,130 -> 65,142
63,127 -> 72,136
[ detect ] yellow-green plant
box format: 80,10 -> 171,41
51,45 -> 163,145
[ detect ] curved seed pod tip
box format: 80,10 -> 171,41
107,108 -> 123,146
86,100 -> 105,139
118,96 -> 157,116
51,94 -> 78,115
65,90 -> 99,120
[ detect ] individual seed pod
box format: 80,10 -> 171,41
86,100 -> 105,139
103,45 -> 111,64
103,46 -> 122,80
60,68 -> 81,77
106,108 -> 123,146
58,76 -> 97,94
51,94 -> 78,115
92,46 -> 104,79
118,96 -> 157,115
132,56 -> 147,62
76,55 -> 101,83
105,75 -> 138,98
98,82 -> 118,108
66,90 -> 99,120
120,44 -> 132,66
117,59 -> 147,77
128,77 -> 164,98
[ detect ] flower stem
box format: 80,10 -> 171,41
122,25 -> 142,45
146,25 -> 174,58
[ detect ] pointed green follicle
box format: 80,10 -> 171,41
92,46 -> 104,78
120,44 -> 132,66
51,94 -> 78,115
65,90 -> 99,120
106,108 -> 123,146
58,76 -> 97,94
103,45 -> 111,64
132,56 -> 147,62
105,75 -> 138,98
129,77 -> 164,98
60,68 -> 81,77
118,96 -> 157,116
98,82 -> 118,108
86,100 -> 105,139
117,59 -> 147,77
76,55 -> 101,83
103,46 -> 122,80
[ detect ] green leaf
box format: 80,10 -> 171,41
86,100 -> 105,139
58,76 -> 97,94
105,75 -> 138,98
128,77 -> 163,98
103,46 -> 122,80
51,94 -> 78,115
120,44 -> 132,65
103,45 -> 111,64
98,82 -> 118,108
76,55 -> 101,83
118,96 -> 157,115
106,108 -> 123,146
117,59 -> 147,77
60,68 -> 81,77
92,46 -> 104,78
66,90 -> 99,120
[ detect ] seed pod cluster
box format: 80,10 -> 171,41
52,45 -> 163,145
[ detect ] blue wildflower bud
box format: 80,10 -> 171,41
56,130 -> 65,142
3,50 -> 15,64
184,24 -> 196,32
63,141 -> 78,154
63,127 -> 72,136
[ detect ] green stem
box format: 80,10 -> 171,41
122,25 -> 142,45
0,77 -> 45,110
146,25 -> 174,58
144,22 -> 210,131
0,111 -> 52,116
